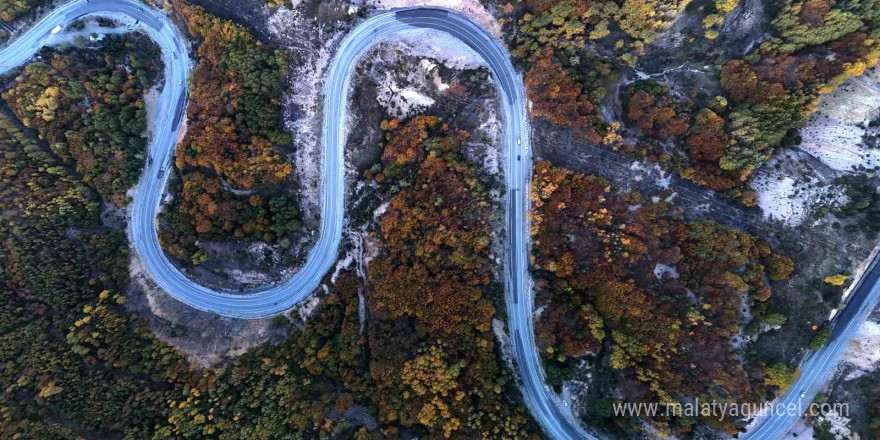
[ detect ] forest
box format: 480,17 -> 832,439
0,26 -> 539,434
0,107 -> 541,440
362,116 -> 540,439
508,0 -> 880,202
3,0 -> 880,439
2,34 -> 162,205
863,392 -> 880,439
509,0 -> 692,144
833,175 -> 880,238
158,1 -> 302,267
684,0 -> 880,195
0,0 -> 46,23
530,161 -> 797,437
1,0 -> 542,433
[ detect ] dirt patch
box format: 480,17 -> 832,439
126,249 -> 287,367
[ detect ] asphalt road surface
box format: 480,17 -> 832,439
3,2 -> 880,440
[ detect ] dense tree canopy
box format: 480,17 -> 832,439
0,0 -> 47,22
510,1 -> 621,142
511,0 -> 880,202
686,0 -> 879,196
365,117 -> 540,439
3,35 -> 162,205
159,2 -> 301,267
2,101 -> 397,439
0,23 -> 357,440
173,1 -> 292,189
512,0 -> 689,66
2,33 -> 539,432
6,0 -> 875,438
530,161 -> 794,436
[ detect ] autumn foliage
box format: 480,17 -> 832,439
173,1 -> 292,190
159,171 -> 300,263
700,0 -> 878,192
511,1 -> 622,143
2,35 -> 162,205
525,47 -> 602,143
0,0 -> 47,22
626,86 -> 690,140
158,3 -> 300,266
366,117 -> 540,440
530,161 -> 793,435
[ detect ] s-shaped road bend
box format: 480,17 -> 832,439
3,2 -> 880,440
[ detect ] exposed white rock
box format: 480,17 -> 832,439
752,174 -> 808,225
811,407 -> 860,440
799,68 -> 880,171
653,263 -> 679,280
375,70 -> 437,119
840,319 -> 880,380
750,162 -> 845,226
267,5 -> 344,228
229,269 -> 271,285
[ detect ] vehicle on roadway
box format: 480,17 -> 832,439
4,3 -> 880,440
800,390 -> 807,399
50,25 -> 62,34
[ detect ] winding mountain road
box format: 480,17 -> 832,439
2,1 -> 880,440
